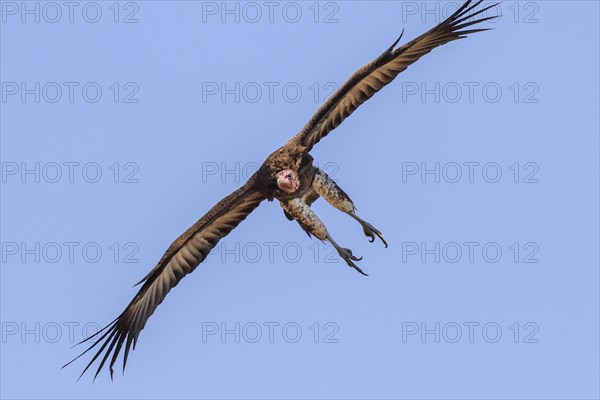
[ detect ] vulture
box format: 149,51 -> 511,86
65,0 -> 498,380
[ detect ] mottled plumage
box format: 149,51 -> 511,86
65,0 -> 497,380
312,168 -> 355,214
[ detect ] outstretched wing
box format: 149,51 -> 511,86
292,0 -> 498,152
64,175 -> 265,380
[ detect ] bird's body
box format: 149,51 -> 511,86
65,0 -> 498,380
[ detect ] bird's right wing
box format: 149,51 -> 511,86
291,0 -> 497,152
64,174 -> 265,380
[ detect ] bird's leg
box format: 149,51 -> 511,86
312,168 -> 388,247
280,198 -> 367,276
346,212 -> 388,248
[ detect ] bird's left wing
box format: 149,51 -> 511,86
291,0 -> 497,152
64,175 -> 265,380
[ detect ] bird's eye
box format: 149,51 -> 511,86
287,173 -> 293,179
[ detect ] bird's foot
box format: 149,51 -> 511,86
360,221 -> 388,248
336,247 -> 368,276
326,234 -> 368,276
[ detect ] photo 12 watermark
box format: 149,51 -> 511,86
210,240 -> 340,265
1,82 -> 140,104
401,321 -> 540,344
1,162 -> 140,184
200,321 -> 340,344
400,241 -> 540,264
400,162 -> 540,184
1,241 -> 140,264
200,161 -> 340,184
1,2 -> 140,24
400,1 -> 539,24
399,81 -> 540,104
200,1 -> 340,24
201,81 -> 340,104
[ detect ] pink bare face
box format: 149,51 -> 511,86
276,169 -> 299,193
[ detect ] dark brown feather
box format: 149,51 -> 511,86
64,175 -> 264,380
291,0 -> 498,152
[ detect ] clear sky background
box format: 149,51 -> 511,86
1,1 -> 599,399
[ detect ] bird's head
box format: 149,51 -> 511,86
275,169 -> 299,193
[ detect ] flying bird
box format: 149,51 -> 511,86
65,0 -> 498,380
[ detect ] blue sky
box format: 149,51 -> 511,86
1,1 -> 599,399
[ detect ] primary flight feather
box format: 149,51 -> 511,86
64,0 -> 498,380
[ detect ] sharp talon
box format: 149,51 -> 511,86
348,259 -> 368,276
343,248 -> 362,261
333,245 -> 368,275
362,223 -> 387,248
365,229 -> 375,242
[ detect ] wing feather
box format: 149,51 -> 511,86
292,0 -> 498,152
63,175 -> 265,380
